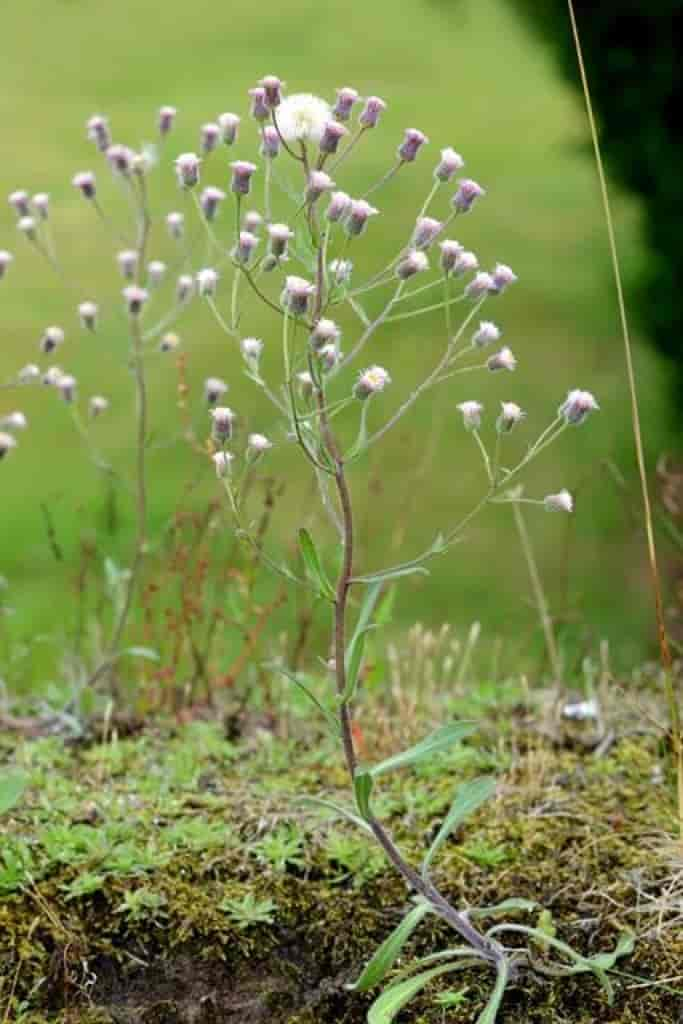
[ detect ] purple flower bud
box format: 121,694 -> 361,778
230,160 -> 257,196
267,222 -> 294,260
205,377 -> 227,405
472,321 -> 501,347
454,250 -> 479,276
333,86 -> 359,122
465,271 -> 495,298
158,106 -> 177,136
17,216 -> 36,240
396,250 -> 429,280
310,318 -> 341,352
297,371 -> 314,399
123,285 -> 148,316
260,125 -> 280,159
175,152 -> 201,189
176,274 -> 194,304
281,275 -> 316,317
78,301 -> 99,330
558,389 -> 599,425
40,326 -> 65,354
18,364 -> 40,383
452,178 -> 486,213
218,112 -> 240,145
166,211 -> 184,238
147,260 -> 166,287
490,263 -> 518,294
497,401 -> 525,433
32,193 -> 49,219
213,450 -> 234,477
318,343 -> 342,372
241,336 -> 263,362
234,230 -> 259,265
0,432 -> 18,459
306,170 -> 335,204
160,332 -> 180,353
487,346 -> 517,372
56,374 -> 77,403
9,191 -> 30,217
354,365 -> 391,400
0,411 -> 27,431
330,258 -> 353,285
117,249 -> 138,280
197,268 -> 219,297
243,210 -> 263,234
200,186 -> 226,222
326,190 -> 352,223
260,75 -> 283,108
434,147 -> 465,182
248,432 -> 272,457
439,239 -> 464,274
0,250 -> 14,279
200,122 -> 220,154
398,128 -> 428,163
544,489 -> 573,513
359,96 -> 387,128
87,115 -> 111,151
210,405 -> 235,441
89,395 -> 109,418
412,216 -> 442,250
319,119 -> 348,155
42,366 -> 64,387
457,400 -> 483,431
249,86 -> 270,122
106,144 -> 135,177
345,198 -> 378,237
72,171 -> 96,199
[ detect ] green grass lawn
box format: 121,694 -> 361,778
0,0 -> 676,689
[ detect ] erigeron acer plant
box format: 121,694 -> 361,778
0,76 -> 634,1020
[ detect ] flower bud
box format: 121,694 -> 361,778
18,364 -> 40,384
234,230 -> 259,265
544,489 -> 573,513
452,178 -> 486,213
306,170 -> 335,204
472,321 -> 500,347
87,115 -> 111,151
457,400 -> 483,430
333,87 -> 359,122
197,267 -> 219,296
0,412 -> 27,431
267,222 -> 293,260
200,186 -> 226,222
497,401 -> 525,433
359,95 -> 387,128
78,301 -> 99,330
248,432 -> 272,456
398,128 -> 428,163
230,160 -> 257,196
397,250 -> 429,279
72,171 -> 96,199
558,389 -> 599,425
345,198 -> 378,237
454,251 -> 479,276
89,395 -> 109,418
117,249 -> 138,280
0,432 -> 17,459
412,216 -> 442,250
439,239 -> 464,274
176,274 -> 194,303
205,377 -> 227,405
147,260 -> 166,287
248,86 -> 269,122
131,149 -> 153,177
210,405 -> 235,441
241,337 -> 263,362
326,190 -> 352,223
297,371 -> 314,398
200,122 -> 220,154
158,106 -> 177,136
9,191 -> 30,216
243,210 -> 263,234
319,119 -> 348,155
32,193 -> 50,219
160,332 -> 180,353
487,346 -> 517,372
0,250 -> 14,279
218,112 -> 240,145
40,326 -> 65,354
42,366 -> 64,387
106,144 -> 135,177
17,216 -> 36,240
260,125 -> 280,159
260,75 -> 283,108
434,147 -> 465,182
310,318 -> 341,352
56,374 -> 77,403
166,210 -> 184,238
490,263 -> 518,294
281,275 -> 315,317
465,271 -> 495,298
330,258 -> 353,285
354,365 -> 391,400
318,343 -> 342,372
213,450 -> 234,477
123,285 -> 148,315
175,152 -> 201,189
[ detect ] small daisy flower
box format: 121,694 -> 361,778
465,272 -> 495,298
241,337 -> 263,362
487,347 -> 517,372
497,402 -> 525,433
166,211 -> 184,238
434,147 -> 465,182
297,371 -> 314,399
354,365 -> 391,400
544,489 -> 573,513
72,171 -> 96,199
259,74 -> 283,108
213,450 -> 234,478
452,178 -> 486,213
200,187 -> 226,222
123,285 -> 148,316
330,258 -> 353,285
56,374 -> 77,403
439,239 -> 464,275
197,268 -> 219,297
205,377 -> 227,405
472,321 -> 501,347
412,217 -> 442,250
310,319 -> 341,352
106,144 -> 135,177
78,301 -> 99,330
174,152 -> 201,189
87,114 -> 111,151
40,326 -> 65,354
176,274 -> 194,304
558,389 -> 599,425
260,125 -> 280,159
8,190 -> 30,216
281,275 -> 316,317
210,406 -> 235,443
248,433 -> 272,456
305,170 -> 335,204
0,250 -> 14,279
326,191 -> 352,223
397,250 -> 429,280
160,332 -> 180,353
359,95 -> 387,128
147,260 -> 166,287
267,223 -> 294,261
248,86 -> 270,122
158,105 -> 177,135
0,412 -> 27,431
230,160 -> 257,196
218,112 -> 240,145
32,193 -> 50,219
319,120 -> 348,155
18,364 -> 40,384
333,86 -> 359,121
89,395 -> 109,418
490,263 -> 518,294
457,400 -> 483,431
200,122 -> 220,154
398,128 -> 428,163
117,249 -> 138,279
0,432 -> 18,459
345,199 -> 378,237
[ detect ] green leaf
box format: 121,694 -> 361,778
353,771 -> 374,820
298,528 -> 335,601
122,646 -> 160,661
0,772 -> 27,816
476,956 -> 510,1024
342,581 -> 383,703
351,565 -> 429,585
370,722 -> 476,778
297,796 -> 373,835
422,777 -> 496,879
348,902 -> 432,992
468,898 -> 538,919
367,964 -> 463,1024
267,663 -> 340,736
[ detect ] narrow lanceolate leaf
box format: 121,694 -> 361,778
122,645 -> 160,662
369,722 -> 476,778
367,964 -> 464,1024
342,581 -> 383,703
353,770 -> 374,820
0,772 -> 27,816
298,528 -> 335,601
468,897 -> 538,919
476,956 -> 510,1024
347,902 -> 432,992
267,663 -> 340,736
421,777 -> 497,879
297,796 -> 373,835
350,565 -> 430,585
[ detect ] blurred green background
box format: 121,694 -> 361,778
0,0 -> 676,689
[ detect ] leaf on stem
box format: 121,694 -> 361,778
369,722 -> 476,778
0,773 -> 27,816
348,901 -> 432,992
421,776 -> 497,879
342,581 -> 383,702
298,528 -> 336,601
353,770 -> 374,819
367,963 -> 467,1024
267,662 -> 340,736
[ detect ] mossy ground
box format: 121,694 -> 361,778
1,700 -> 681,1023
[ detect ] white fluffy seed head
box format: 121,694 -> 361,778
276,93 -> 331,144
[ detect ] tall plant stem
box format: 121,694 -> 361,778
512,500 -> 561,680
568,0 -> 682,835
